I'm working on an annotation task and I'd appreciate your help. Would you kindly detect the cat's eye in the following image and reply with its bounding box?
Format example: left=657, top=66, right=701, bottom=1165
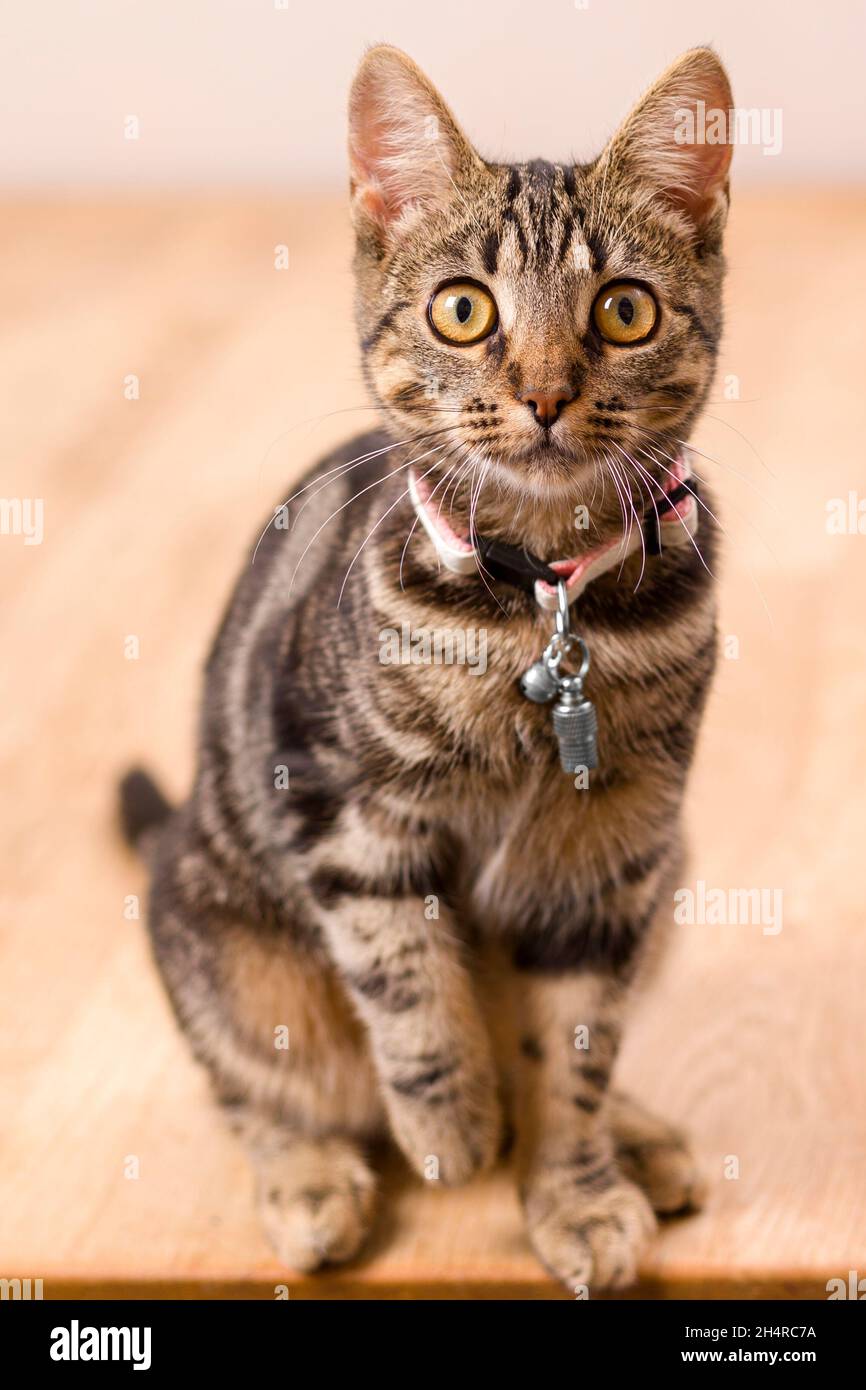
left=428, top=281, right=498, bottom=345
left=593, top=283, right=658, bottom=345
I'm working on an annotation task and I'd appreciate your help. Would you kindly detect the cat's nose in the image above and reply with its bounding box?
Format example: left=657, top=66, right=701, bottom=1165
left=518, top=386, right=575, bottom=428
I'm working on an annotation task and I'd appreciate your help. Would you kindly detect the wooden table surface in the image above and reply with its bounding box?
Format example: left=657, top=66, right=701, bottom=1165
left=1, top=192, right=865, bottom=1299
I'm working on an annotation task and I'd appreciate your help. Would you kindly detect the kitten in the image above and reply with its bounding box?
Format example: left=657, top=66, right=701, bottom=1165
left=120, top=45, right=732, bottom=1293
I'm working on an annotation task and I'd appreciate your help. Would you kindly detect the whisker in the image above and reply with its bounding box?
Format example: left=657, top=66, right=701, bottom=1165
left=632, top=426, right=785, bottom=578
left=634, top=438, right=728, bottom=538
left=600, top=449, right=630, bottom=545
left=397, top=455, right=461, bottom=591
left=397, top=442, right=478, bottom=592
left=638, top=443, right=778, bottom=626
left=251, top=428, right=451, bottom=564
left=604, top=450, right=636, bottom=568
left=632, top=444, right=718, bottom=578
left=288, top=441, right=446, bottom=597
left=628, top=402, right=775, bottom=478
left=634, top=422, right=778, bottom=511
left=610, top=442, right=651, bottom=591
left=336, top=445, right=461, bottom=607
left=617, top=441, right=716, bottom=594
left=465, top=451, right=509, bottom=614
left=588, top=454, right=606, bottom=515
left=289, top=426, right=457, bottom=530
left=607, top=449, right=644, bottom=583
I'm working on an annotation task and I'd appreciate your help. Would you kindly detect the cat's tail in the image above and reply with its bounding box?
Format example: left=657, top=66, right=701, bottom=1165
left=118, top=767, right=174, bottom=857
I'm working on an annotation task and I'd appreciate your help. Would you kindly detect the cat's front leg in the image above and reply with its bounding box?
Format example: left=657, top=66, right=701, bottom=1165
left=514, top=966, right=656, bottom=1293
left=310, top=867, right=501, bottom=1186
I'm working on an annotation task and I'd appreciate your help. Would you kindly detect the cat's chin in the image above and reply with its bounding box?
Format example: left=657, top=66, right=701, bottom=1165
left=485, top=441, right=596, bottom=500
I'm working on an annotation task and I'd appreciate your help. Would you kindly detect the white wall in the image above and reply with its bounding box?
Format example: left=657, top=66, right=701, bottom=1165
left=3, top=0, right=864, bottom=188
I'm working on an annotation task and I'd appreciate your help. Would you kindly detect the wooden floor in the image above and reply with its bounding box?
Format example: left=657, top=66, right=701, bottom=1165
left=1, top=192, right=865, bottom=1299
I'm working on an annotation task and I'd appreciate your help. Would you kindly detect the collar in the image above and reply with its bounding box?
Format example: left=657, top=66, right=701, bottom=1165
left=408, top=456, right=700, bottom=612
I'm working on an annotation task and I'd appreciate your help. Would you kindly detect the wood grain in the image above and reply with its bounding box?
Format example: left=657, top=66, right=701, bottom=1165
left=1, top=192, right=865, bottom=1299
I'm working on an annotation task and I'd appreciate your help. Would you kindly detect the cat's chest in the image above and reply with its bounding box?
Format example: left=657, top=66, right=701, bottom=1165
left=420, top=608, right=651, bottom=773
left=370, top=569, right=717, bottom=827
left=447, top=755, right=619, bottom=933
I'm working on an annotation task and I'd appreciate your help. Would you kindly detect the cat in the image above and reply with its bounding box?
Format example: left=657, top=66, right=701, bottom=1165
left=120, top=44, right=732, bottom=1293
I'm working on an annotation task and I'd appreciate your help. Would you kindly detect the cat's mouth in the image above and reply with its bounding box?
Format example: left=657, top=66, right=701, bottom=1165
left=508, top=423, right=604, bottom=467
left=517, top=433, right=583, bottom=462
left=483, top=434, right=596, bottom=493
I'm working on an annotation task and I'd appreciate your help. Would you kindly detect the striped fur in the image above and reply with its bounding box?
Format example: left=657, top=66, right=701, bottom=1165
left=128, top=46, right=732, bottom=1290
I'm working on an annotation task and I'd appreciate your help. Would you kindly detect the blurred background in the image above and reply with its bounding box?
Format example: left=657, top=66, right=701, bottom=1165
left=3, top=0, right=865, bottom=187
left=2, top=0, right=865, bottom=1299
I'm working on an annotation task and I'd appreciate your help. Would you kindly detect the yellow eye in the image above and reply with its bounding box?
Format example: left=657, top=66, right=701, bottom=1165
left=593, top=283, right=658, bottom=344
left=428, top=282, right=498, bottom=345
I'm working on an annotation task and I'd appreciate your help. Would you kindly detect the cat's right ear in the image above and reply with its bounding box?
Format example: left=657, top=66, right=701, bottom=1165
left=348, top=46, right=484, bottom=245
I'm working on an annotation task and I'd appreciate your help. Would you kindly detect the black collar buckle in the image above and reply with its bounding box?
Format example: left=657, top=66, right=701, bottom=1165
left=475, top=535, right=559, bottom=593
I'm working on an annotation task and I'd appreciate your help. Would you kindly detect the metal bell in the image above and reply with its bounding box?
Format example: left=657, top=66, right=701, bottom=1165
left=519, top=660, right=559, bottom=704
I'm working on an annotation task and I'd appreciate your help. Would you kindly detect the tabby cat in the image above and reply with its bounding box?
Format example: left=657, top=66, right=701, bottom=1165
left=121, top=45, right=733, bottom=1293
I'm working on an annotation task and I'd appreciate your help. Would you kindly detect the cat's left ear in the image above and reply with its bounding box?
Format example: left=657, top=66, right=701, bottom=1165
left=348, top=46, right=485, bottom=245
left=597, top=48, right=734, bottom=241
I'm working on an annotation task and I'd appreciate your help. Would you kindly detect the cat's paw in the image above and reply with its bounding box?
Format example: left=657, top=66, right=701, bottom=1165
left=610, top=1092, right=707, bottom=1214
left=256, top=1137, right=376, bottom=1272
left=386, top=1064, right=503, bottom=1187
left=524, top=1164, right=657, bottom=1293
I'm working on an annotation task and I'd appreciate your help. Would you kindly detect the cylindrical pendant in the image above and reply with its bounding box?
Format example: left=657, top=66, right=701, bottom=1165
left=551, top=690, right=598, bottom=772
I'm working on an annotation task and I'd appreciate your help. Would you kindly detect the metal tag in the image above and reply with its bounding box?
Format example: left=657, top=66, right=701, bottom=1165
left=518, top=580, right=598, bottom=777
left=552, top=686, right=598, bottom=772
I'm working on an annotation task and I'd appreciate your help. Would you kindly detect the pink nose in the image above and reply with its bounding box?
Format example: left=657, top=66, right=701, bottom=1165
left=518, top=386, right=575, bottom=428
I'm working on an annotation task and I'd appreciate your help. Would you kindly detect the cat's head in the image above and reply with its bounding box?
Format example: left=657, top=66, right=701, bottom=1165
left=348, top=45, right=733, bottom=532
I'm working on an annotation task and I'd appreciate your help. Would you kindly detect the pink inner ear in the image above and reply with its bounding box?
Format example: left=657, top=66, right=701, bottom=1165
left=676, top=136, right=732, bottom=225
left=358, top=183, right=389, bottom=224
left=671, top=69, right=734, bottom=224
left=349, top=52, right=471, bottom=233
left=349, top=81, right=405, bottom=224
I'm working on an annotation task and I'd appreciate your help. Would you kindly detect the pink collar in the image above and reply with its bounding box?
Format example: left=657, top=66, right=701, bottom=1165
left=408, top=456, right=700, bottom=612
